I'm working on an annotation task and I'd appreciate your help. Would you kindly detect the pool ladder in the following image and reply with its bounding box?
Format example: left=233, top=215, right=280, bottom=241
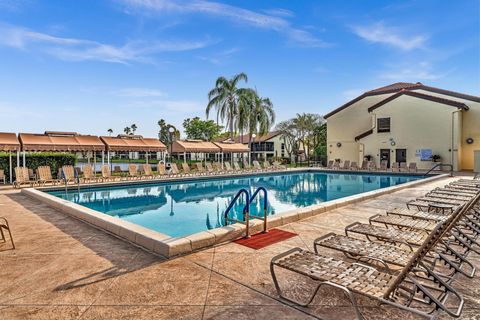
left=224, top=187, right=268, bottom=238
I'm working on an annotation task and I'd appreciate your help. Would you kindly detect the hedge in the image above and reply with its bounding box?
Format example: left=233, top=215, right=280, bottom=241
left=0, top=152, right=76, bottom=181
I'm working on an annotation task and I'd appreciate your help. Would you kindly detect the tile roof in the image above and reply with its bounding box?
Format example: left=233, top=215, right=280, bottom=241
left=324, top=82, right=479, bottom=119
left=0, top=132, right=20, bottom=151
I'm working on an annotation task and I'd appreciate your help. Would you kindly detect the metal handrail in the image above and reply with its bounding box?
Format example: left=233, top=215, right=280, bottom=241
left=423, top=163, right=453, bottom=177
left=248, top=187, right=268, bottom=233
left=62, top=167, right=81, bottom=193
left=224, top=188, right=251, bottom=238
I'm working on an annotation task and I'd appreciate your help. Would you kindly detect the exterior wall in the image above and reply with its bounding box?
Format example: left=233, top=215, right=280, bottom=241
left=327, top=94, right=395, bottom=163
left=362, top=95, right=457, bottom=170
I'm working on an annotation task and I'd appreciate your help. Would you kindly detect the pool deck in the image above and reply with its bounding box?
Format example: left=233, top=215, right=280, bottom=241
left=1, top=175, right=479, bottom=319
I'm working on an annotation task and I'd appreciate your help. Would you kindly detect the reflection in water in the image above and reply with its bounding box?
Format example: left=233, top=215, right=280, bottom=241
left=49, top=172, right=420, bottom=238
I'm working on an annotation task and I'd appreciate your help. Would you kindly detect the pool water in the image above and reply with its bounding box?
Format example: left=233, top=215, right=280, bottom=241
left=48, top=171, right=421, bottom=238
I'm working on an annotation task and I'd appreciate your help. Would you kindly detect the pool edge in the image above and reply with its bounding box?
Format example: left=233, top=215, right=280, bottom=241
left=22, top=172, right=449, bottom=258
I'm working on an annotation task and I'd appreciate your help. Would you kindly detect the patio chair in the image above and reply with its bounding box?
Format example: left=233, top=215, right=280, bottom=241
left=61, top=165, right=77, bottom=185
left=36, top=166, right=62, bottom=186
left=242, top=159, right=251, bottom=171
left=170, top=163, right=181, bottom=176
left=332, top=161, right=341, bottom=170
left=157, top=163, right=168, bottom=178
left=360, top=160, right=368, bottom=170
left=205, top=162, right=219, bottom=175
left=141, top=164, right=154, bottom=179
left=379, top=160, right=388, bottom=171
left=0, top=169, right=5, bottom=184
left=81, top=164, right=98, bottom=183
left=325, top=160, right=334, bottom=169
left=263, top=160, right=274, bottom=171
left=253, top=160, right=264, bottom=172
left=196, top=162, right=209, bottom=175
left=13, top=167, right=34, bottom=188
left=182, top=163, right=193, bottom=176
left=273, top=160, right=286, bottom=170
left=101, top=165, right=116, bottom=182
left=224, top=162, right=235, bottom=172
left=367, top=161, right=377, bottom=171
left=399, top=162, right=407, bottom=172
left=113, top=166, right=122, bottom=174
left=233, top=161, right=244, bottom=172
left=0, top=217, right=15, bottom=249
left=391, top=162, right=400, bottom=172
left=349, top=162, right=358, bottom=170
left=270, top=220, right=465, bottom=319
left=128, top=164, right=139, bottom=180
left=342, top=160, right=350, bottom=170
left=213, top=162, right=223, bottom=172
left=408, top=162, right=418, bottom=172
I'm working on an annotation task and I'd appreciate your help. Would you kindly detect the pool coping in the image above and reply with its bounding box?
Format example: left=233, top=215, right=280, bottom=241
left=22, top=170, right=449, bottom=258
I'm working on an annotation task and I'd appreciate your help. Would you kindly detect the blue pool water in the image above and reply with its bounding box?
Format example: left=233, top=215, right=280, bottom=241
left=48, top=171, right=422, bottom=238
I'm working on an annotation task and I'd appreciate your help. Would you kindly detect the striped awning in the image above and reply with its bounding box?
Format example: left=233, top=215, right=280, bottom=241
left=0, top=132, right=20, bottom=152
left=213, top=141, right=250, bottom=153
left=171, top=140, right=221, bottom=153
left=19, top=132, right=105, bottom=152
left=100, top=135, right=166, bottom=152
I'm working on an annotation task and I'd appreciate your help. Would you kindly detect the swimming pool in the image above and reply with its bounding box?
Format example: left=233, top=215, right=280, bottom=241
left=48, top=171, right=422, bottom=238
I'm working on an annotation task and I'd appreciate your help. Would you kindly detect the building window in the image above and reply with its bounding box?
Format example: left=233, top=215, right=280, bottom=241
left=377, top=118, right=391, bottom=133
left=281, top=143, right=285, bottom=157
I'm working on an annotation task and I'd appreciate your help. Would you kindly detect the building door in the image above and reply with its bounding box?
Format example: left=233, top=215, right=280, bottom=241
left=380, top=149, right=390, bottom=168
left=396, top=149, right=407, bottom=164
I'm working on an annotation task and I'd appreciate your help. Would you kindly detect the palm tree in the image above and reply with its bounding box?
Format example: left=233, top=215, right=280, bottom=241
left=239, top=89, right=275, bottom=142
left=123, top=127, right=131, bottom=135
left=206, top=73, right=248, bottom=140
left=107, top=129, right=113, bottom=136
left=131, top=124, right=137, bottom=135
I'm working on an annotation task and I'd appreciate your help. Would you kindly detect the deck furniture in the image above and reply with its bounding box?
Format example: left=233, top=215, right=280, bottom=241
left=368, top=161, right=376, bottom=171
left=408, top=162, right=418, bottom=172
left=224, top=162, right=234, bottom=172
left=101, top=165, right=116, bottom=182
left=205, top=162, right=219, bottom=175
left=196, top=162, right=209, bottom=175
left=253, top=160, right=264, bottom=172
left=36, top=166, right=62, bottom=186
left=379, top=160, right=387, bottom=171
left=332, top=161, right=341, bottom=170
left=271, top=219, right=465, bottom=319
left=263, top=160, right=274, bottom=171
left=61, top=165, right=77, bottom=185
left=0, top=170, right=5, bottom=184
left=391, top=162, right=400, bottom=172
left=128, top=164, right=139, bottom=180
left=360, top=160, right=368, bottom=170
left=342, top=160, right=350, bottom=170
left=326, top=160, right=334, bottom=169
left=141, top=164, right=154, bottom=179
left=349, top=162, right=358, bottom=170
left=81, top=164, right=98, bottom=183
left=399, top=162, right=408, bottom=172
left=233, top=161, right=244, bottom=172
left=13, top=167, right=34, bottom=188
left=0, top=217, right=15, bottom=249
left=157, top=163, right=168, bottom=178
left=181, top=163, right=193, bottom=176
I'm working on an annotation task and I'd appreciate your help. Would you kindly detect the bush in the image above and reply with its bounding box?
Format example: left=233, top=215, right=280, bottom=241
left=0, top=152, right=77, bottom=181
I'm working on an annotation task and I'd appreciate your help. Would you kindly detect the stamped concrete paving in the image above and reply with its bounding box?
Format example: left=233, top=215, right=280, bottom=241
left=1, top=176, right=479, bottom=319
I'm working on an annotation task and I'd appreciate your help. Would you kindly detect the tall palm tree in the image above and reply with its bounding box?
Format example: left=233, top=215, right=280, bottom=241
left=123, top=127, right=131, bottom=135
left=131, top=124, right=137, bottom=135
left=247, top=91, right=275, bottom=145
left=206, top=73, right=248, bottom=140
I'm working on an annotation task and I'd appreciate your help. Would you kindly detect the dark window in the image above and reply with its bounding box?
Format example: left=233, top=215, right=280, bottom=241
left=377, top=118, right=391, bottom=133
left=251, top=142, right=274, bottom=152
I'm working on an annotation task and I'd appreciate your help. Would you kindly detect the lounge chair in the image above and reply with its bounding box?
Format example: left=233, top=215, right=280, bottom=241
left=379, top=160, right=388, bottom=171
left=81, top=164, right=98, bottom=183
left=141, top=164, right=154, bottom=179
left=263, top=160, right=275, bottom=171
left=61, top=165, right=77, bottom=185
left=270, top=220, right=465, bottom=318
left=101, top=165, right=116, bottom=182
left=243, top=159, right=254, bottom=171
left=113, top=166, right=122, bottom=175
left=349, top=161, right=358, bottom=170
left=0, top=170, right=5, bottom=184
left=408, top=162, right=418, bottom=172
left=128, top=164, right=139, bottom=180
left=36, top=166, right=61, bottom=186
left=196, top=162, right=209, bottom=175
left=342, top=160, right=350, bottom=170
left=0, top=217, right=15, bottom=249
left=325, top=160, right=334, bottom=169
left=399, top=162, right=407, bottom=172
left=233, top=161, right=243, bottom=172
left=213, top=162, right=223, bottom=172
left=253, top=160, right=264, bottom=172
left=182, top=163, right=193, bottom=176
left=391, top=162, right=399, bottom=172
left=360, top=160, right=368, bottom=170
left=205, top=162, right=219, bottom=175
left=169, top=163, right=180, bottom=176
left=224, top=162, right=234, bottom=173
left=367, top=161, right=376, bottom=171
left=332, top=161, right=341, bottom=170
left=157, top=163, right=168, bottom=178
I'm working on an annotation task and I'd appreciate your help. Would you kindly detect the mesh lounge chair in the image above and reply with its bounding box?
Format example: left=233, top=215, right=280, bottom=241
left=242, top=159, right=252, bottom=171
left=233, top=161, right=245, bottom=173
left=141, top=164, right=154, bottom=179
left=391, top=162, right=400, bottom=172
left=379, top=160, right=388, bottom=171
left=101, top=165, right=116, bottom=182
left=349, top=161, right=358, bottom=170
left=0, top=217, right=15, bottom=249
left=253, top=160, right=264, bottom=172
left=36, top=166, right=61, bottom=186
left=332, top=161, right=341, bottom=170
left=399, top=162, right=408, bottom=172
left=170, top=163, right=181, bottom=176
left=205, top=162, right=219, bottom=175
left=342, top=160, right=350, bottom=170
left=224, top=162, right=234, bottom=172
left=326, top=160, right=334, bottom=169
left=263, top=160, right=275, bottom=171
left=128, top=164, right=139, bottom=180
left=61, top=165, right=77, bottom=185
left=271, top=221, right=465, bottom=319
left=182, top=163, right=193, bottom=176
left=196, top=162, right=209, bottom=175
left=360, top=160, right=368, bottom=170
left=0, top=170, right=5, bottom=184
left=368, top=161, right=377, bottom=171
left=157, top=163, right=168, bottom=178
left=408, top=162, right=418, bottom=172
left=81, top=164, right=98, bottom=183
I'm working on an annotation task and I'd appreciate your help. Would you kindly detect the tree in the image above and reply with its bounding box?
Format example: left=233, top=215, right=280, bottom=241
left=206, top=73, right=248, bottom=140
left=158, top=119, right=180, bottom=145
left=183, top=117, right=223, bottom=141
left=238, top=89, right=275, bottom=145
left=131, top=124, right=137, bottom=134
left=293, top=113, right=324, bottom=161
left=275, top=120, right=300, bottom=160
left=123, top=127, right=131, bottom=135
left=107, top=129, right=113, bottom=136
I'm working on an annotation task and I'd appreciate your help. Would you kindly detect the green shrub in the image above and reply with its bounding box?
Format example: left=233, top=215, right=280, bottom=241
left=0, top=152, right=76, bottom=181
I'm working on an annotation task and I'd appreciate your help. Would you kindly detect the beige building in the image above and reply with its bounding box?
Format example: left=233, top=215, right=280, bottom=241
left=220, top=131, right=288, bottom=160
left=325, top=82, right=480, bottom=171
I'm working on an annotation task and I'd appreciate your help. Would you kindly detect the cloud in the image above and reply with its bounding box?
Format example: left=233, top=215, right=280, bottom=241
left=114, top=87, right=166, bottom=97
left=119, top=0, right=330, bottom=48
left=342, top=89, right=364, bottom=100
left=0, top=23, right=214, bottom=64
left=197, top=46, right=240, bottom=65
left=262, top=8, right=295, bottom=18
left=352, top=22, right=427, bottom=50
left=379, top=62, right=450, bottom=81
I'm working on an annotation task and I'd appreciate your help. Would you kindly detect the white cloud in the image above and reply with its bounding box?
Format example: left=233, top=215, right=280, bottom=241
left=352, top=22, right=427, bottom=50
left=342, top=89, right=364, bottom=100
left=115, top=88, right=166, bottom=97
left=378, top=61, right=452, bottom=81
left=262, top=8, right=295, bottom=18
left=119, top=0, right=330, bottom=48
left=0, top=23, right=214, bottom=64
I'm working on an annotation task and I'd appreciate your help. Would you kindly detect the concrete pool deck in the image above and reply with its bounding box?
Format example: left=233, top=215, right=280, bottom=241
left=1, top=174, right=480, bottom=319
left=20, top=170, right=445, bottom=258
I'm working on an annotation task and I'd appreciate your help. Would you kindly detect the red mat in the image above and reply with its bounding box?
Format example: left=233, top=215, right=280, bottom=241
left=233, top=228, right=298, bottom=249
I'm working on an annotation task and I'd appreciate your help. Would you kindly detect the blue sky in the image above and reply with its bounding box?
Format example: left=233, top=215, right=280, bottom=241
left=0, top=0, right=478, bottom=137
